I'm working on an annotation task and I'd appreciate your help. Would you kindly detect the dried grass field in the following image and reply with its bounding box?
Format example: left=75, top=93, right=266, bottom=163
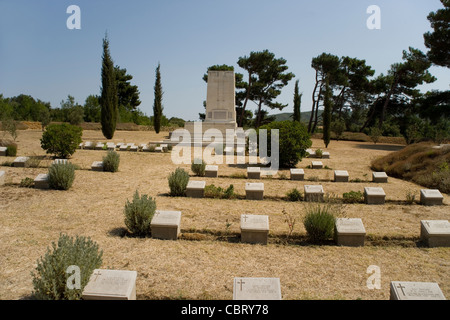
left=0, top=129, right=449, bottom=300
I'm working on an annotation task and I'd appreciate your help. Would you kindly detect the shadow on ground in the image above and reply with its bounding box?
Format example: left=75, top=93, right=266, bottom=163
left=355, top=144, right=405, bottom=152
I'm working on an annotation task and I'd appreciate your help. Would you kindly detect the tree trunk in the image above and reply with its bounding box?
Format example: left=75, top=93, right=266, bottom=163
left=255, top=100, right=263, bottom=129
left=239, top=73, right=252, bottom=127
left=311, top=84, right=323, bottom=134
left=308, top=70, right=319, bottom=133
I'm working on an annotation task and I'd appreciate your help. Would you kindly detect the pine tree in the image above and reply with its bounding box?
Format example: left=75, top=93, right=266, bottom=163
left=153, top=63, right=163, bottom=134
left=323, top=78, right=332, bottom=148
left=293, top=80, right=302, bottom=122
left=100, top=33, right=118, bottom=139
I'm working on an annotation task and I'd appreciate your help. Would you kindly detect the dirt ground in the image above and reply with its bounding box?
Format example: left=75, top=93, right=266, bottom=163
left=0, top=129, right=448, bottom=300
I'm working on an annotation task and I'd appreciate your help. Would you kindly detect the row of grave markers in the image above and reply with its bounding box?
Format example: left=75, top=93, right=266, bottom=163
left=79, top=141, right=168, bottom=153
left=81, top=271, right=446, bottom=300
left=184, top=178, right=445, bottom=206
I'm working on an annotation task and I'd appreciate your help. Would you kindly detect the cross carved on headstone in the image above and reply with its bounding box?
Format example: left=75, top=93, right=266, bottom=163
left=92, top=270, right=102, bottom=281
left=237, top=279, right=245, bottom=291
left=242, top=215, right=248, bottom=222
left=396, top=283, right=406, bottom=296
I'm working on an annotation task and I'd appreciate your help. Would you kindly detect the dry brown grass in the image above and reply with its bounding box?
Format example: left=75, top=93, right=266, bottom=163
left=0, top=129, right=449, bottom=300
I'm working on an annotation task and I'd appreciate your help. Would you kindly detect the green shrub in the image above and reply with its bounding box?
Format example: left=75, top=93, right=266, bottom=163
left=204, top=184, right=236, bottom=199
left=48, top=162, right=76, bottom=190
left=343, top=191, right=364, bottom=203
left=102, top=150, right=120, bottom=172
left=20, top=177, right=34, bottom=188
left=191, top=158, right=206, bottom=176
left=31, top=233, right=103, bottom=300
left=303, top=204, right=336, bottom=242
left=124, top=190, right=157, bottom=237
left=405, top=190, right=416, bottom=205
left=258, top=120, right=312, bottom=168
left=40, top=123, right=83, bottom=159
left=369, top=127, right=382, bottom=144
left=6, top=144, right=17, bottom=156
left=315, top=149, right=323, bottom=158
left=286, top=188, right=302, bottom=202
left=168, top=168, right=190, bottom=196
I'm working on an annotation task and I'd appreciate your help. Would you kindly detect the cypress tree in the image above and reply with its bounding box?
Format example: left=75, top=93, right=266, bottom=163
left=153, top=63, right=163, bottom=134
left=100, top=33, right=118, bottom=139
left=293, top=79, right=302, bottom=122
left=323, top=78, right=332, bottom=148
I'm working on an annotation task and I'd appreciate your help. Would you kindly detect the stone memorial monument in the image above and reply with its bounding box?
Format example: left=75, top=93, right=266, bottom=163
left=184, top=71, right=238, bottom=142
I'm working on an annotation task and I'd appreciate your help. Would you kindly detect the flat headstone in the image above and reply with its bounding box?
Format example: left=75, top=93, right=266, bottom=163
left=224, top=146, right=234, bottom=154
left=13, top=156, right=30, bottom=168
left=304, top=185, right=324, bottom=202
left=420, top=220, right=450, bottom=247
left=205, top=165, right=218, bottom=178
left=420, top=189, right=444, bottom=206
left=311, top=161, right=323, bottom=169
left=290, top=168, right=305, bottom=181
left=186, top=180, right=206, bottom=198
left=106, top=142, right=116, bottom=151
left=322, top=151, right=330, bottom=159
left=372, top=172, right=388, bottom=183
left=390, top=281, right=446, bottom=300
left=240, top=214, right=269, bottom=245
left=247, top=167, right=261, bottom=179
left=245, top=182, right=264, bottom=200
left=151, top=210, right=181, bottom=240
left=154, top=146, right=163, bottom=152
left=34, top=173, right=49, bottom=189
left=334, top=170, right=349, bottom=182
left=83, top=141, right=93, bottom=149
left=335, top=218, right=366, bottom=247
left=0, top=170, right=5, bottom=186
left=82, top=269, right=137, bottom=300
left=233, top=277, right=282, bottom=300
left=0, top=146, right=7, bottom=156
left=91, top=161, right=104, bottom=172
left=52, top=159, right=68, bottom=165
left=130, top=145, right=138, bottom=152
left=119, top=144, right=128, bottom=151
left=160, top=144, right=168, bottom=152
left=364, top=187, right=386, bottom=205
left=236, top=146, right=245, bottom=156
left=305, top=149, right=313, bottom=157
left=95, top=142, right=105, bottom=150
left=78, top=143, right=83, bottom=149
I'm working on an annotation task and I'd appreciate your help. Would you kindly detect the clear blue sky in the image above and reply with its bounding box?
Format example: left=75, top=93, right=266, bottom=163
left=0, top=0, right=448, bottom=121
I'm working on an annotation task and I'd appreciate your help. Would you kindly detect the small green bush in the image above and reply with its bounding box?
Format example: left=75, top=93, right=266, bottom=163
left=40, top=123, right=83, bottom=159
left=369, top=127, right=382, bottom=144
left=258, top=120, right=312, bottom=168
left=191, top=158, right=206, bottom=176
left=286, top=188, right=302, bottom=201
left=303, top=204, right=336, bottom=242
left=6, top=144, right=17, bottom=156
left=315, top=149, right=323, bottom=158
left=31, top=233, right=103, bottom=300
left=342, top=191, right=364, bottom=203
left=124, top=190, right=157, bottom=237
left=204, top=184, right=236, bottom=199
left=48, top=162, right=76, bottom=190
left=20, top=177, right=34, bottom=188
left=168, top=168, right=190, bottom=196
left=102, top=150, right=120, bottom=172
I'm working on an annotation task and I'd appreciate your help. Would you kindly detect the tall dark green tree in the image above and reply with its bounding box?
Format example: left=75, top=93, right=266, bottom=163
left=115, top=66, right=141, bottom=112
left=292, top=80, right=302, bottom=122
left=153, top=63, right=163, bottom=134
left=424, top=0, right=450, bottom=68
left=322, top=78, right=332, bottom=148
left=100, top=34, right=118, bottom=139
left=238, top=50, right=294, bottom=128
